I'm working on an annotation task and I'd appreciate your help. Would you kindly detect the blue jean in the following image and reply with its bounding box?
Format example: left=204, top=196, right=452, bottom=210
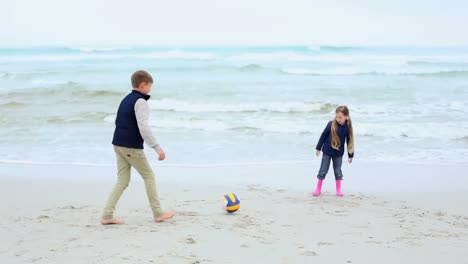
left=317, top=154, right=343, bottom=180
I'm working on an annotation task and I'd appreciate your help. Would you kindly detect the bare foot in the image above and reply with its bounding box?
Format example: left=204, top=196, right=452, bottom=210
left=155, top=211, right=176, bottom=222
left=100, top=218, right=124, bottom=225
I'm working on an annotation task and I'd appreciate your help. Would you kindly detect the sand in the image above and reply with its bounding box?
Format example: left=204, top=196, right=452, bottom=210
left=1, top=162, right=467, bottom=264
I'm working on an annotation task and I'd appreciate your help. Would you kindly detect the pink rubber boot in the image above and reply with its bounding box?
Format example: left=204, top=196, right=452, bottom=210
left=336, top=180, right=344, bottom=196
left=313, top=179, right=323, bottom=196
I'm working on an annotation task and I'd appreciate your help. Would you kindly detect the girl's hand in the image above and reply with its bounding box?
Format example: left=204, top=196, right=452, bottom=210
left=316, top=150, right=321, bottom=156
left=348, top=158, right=353, bottom=164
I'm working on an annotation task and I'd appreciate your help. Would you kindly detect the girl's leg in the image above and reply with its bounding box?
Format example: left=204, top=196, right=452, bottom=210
left=332, top=156, right=344, bottom=196
left=314, top=154, right=331, bottom=196
left=332, top=156, right=343, bottom=180
left=317, top=154, right=332, bottom=180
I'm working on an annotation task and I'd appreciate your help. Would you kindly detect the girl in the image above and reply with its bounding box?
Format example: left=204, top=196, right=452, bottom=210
left=313, top=105, right=354, bottom=196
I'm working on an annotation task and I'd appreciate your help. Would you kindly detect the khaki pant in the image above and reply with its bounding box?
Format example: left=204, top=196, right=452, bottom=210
left=102, top=146, right=163, bottom=219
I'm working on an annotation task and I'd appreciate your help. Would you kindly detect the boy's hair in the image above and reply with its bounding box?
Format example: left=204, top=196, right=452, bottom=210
left=131, top=70, right=153, bottom=88
left=331, top=105, right=354, bottom=154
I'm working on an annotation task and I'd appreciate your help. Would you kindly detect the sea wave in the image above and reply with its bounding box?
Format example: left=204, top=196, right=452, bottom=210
left=68, top=46, right=133, bottom=52
left=137, top=50, right=217, bottom=60
left=46, top=112, right=112, bottom=123
left=408, top=70, right=468, bottom=77
left=3, top=66, right=468, bottom=79
left=281, top=68, right=468, bottom=77
left=138, top=117, right=468, bottom=140
left=0, top=50, right=218, bottom=62
left=148, top=99, right=338, bottom=114
left=0, top=101, right=27, bottom=108
left=1, top=84, right=124, bottom=98
left=318, top=45, right=361, bottom=52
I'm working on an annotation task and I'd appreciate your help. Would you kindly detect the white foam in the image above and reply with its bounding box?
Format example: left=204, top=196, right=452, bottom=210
left=150, top=118, right=229, bottom=132
left=71, top=46, right=132, bottom=52
left=0, top=159, right=313, bottom=168
left=104, top=115, right=116, bottom=123
left=0, top=50, right=215, bottom=62
left=0, top=54, right=125, bottom=62
left=138, top=50, right=216, bottom=60
left=148, top=99, right=326, bottom=113
left=281, top=68, right=367, bottom=75
left=356, top=122, right=468, bottom=140
left=227, top=52, right=316, bottom=62
left=307, top=45, right=321, bottom=51
left=31, top=79, right=69, bottom=86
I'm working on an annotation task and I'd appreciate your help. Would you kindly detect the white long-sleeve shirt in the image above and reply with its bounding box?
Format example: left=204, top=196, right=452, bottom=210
left=134, top=98, right=161, bottom=152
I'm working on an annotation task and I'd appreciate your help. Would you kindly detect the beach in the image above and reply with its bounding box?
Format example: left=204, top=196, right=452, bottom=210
left=2, top=0, right=468, bottom=262
left=1, top=162, right=467, bottom=264
left=1, top=45, right=467, bottom=263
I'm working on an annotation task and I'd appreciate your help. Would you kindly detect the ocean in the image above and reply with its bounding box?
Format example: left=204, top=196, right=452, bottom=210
left=0, top=46, right=467, bottom=166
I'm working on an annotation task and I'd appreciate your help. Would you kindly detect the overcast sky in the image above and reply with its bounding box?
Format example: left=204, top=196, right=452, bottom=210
left=1, top=0, right=467, bottom=46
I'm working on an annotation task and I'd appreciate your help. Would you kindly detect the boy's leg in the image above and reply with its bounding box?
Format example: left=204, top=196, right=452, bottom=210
left=101, top=146, right=131, bottom=222
left=317, top=154, right=332, bottom=180
left=332, top=156, right=343, bottom=180
left=123, top=148, right=164, bottom=219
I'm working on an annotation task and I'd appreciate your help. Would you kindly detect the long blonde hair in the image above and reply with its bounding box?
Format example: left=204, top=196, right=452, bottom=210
left=331, top=106, right=354, bottom=154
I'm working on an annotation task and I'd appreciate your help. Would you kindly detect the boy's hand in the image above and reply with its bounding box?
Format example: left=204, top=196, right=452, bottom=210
left=348, top=158, right=353, bottom=164
left=157, top=148, right=166, bottom=161
left=316, top=150, right=321, bottom=156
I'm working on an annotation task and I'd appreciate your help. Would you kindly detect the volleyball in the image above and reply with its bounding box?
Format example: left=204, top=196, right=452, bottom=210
left=221, top=192, right=240, bottom=213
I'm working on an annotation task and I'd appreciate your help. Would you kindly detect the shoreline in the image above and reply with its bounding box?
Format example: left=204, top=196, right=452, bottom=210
left=1, top=162, right=467, bottom=192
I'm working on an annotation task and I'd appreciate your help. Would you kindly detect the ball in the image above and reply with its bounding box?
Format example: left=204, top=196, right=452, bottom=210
left=221, top=192, right=240, bottom=213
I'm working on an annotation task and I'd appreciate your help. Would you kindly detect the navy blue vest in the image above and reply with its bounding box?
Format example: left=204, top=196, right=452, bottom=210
left=112, top=90, right=150, bottom=149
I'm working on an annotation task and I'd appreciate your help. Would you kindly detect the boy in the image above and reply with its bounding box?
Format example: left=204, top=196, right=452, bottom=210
left=101, top=70, right=176, bottom=225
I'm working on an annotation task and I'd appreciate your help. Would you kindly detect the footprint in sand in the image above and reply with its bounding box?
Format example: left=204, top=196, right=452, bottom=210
left=317, top=242, right=335, bottom=246
left=60, top=205, right=79, bottom=210
left=301, top=250, right=318, bottom=256
left=366, top=239, right=384, bottom=245
left=247, top=184, right=269, bottom=193
left=451, top=220, right=468, bottom=228
left=15, top=249, right=29, bottom=257
left=186, top=237, right=197, bottom=244
left=178, top=211, right=199, bottom=217
left=434, top=211, right=446, bottom=217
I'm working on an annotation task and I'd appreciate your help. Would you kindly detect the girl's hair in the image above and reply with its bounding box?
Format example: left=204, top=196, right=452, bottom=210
left=331, top=106, right=354, bottom=154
